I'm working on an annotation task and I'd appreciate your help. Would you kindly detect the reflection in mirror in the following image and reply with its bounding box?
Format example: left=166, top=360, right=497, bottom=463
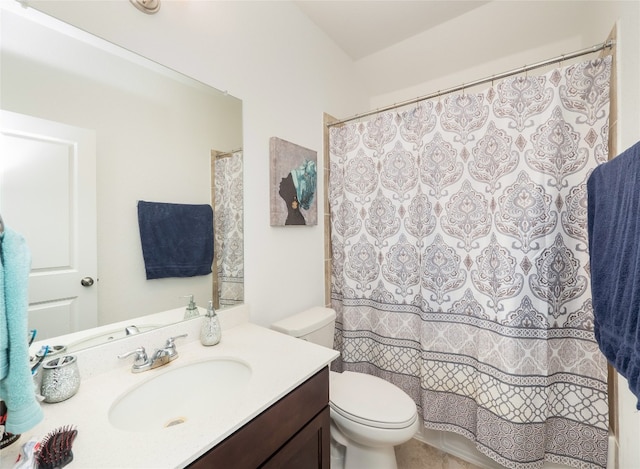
left=212, top=150, right=244, bottom=309
left=0, top=4, right=243, bottom=347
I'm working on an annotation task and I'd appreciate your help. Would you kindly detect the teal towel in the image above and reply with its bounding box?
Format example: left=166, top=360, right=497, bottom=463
left=0, top=227, right=43, bottom=434
left=0, top=234, right=6, bottom=380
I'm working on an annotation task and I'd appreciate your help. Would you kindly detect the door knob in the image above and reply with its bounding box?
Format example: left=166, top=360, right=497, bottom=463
left=80, top=277, right=94, bottom=287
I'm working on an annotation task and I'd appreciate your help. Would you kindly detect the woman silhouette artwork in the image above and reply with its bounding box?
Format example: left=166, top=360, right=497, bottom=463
left=278, top=160, right=317, bottom=225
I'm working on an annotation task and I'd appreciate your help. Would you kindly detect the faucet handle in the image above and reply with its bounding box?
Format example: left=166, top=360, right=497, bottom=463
left=164, top=334, right=188, bottom=360
left=165, top=334, right=188, bottom=348
left=118, top=346, right=148, bottom=366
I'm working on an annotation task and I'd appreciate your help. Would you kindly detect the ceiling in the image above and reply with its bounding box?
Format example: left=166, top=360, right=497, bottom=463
left=294, top=0, right=490, bottom=61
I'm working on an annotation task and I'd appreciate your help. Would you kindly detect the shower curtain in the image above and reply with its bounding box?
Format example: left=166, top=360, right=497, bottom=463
left=213, top=150, right=244, bottom=307
left=329, top=56, right=611, bottom=469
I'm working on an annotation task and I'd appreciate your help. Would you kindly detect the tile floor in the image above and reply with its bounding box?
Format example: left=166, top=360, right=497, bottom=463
left=395, top=439, right=484, bottom=469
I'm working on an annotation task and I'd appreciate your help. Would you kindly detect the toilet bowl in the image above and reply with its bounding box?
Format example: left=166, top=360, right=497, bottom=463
left=329, top=370, right=419, bottom=469
left=271, top=307, right=418, bottom=469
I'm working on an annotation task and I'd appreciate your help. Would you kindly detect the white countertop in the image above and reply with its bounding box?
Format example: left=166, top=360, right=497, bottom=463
left=3, top=308, right=339, bottom=468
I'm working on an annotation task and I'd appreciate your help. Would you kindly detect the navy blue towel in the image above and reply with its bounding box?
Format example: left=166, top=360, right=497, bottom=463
left=137, top=200, right=214, bottom=280
left=587, top=141, right=640, bottom=408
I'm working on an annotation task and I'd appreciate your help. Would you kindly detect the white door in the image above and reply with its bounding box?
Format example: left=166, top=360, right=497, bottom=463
left=0, top=110, right=97, bottom=340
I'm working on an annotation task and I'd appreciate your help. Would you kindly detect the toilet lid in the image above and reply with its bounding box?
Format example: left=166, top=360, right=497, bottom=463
left=329, top=371, right=417, bottom=429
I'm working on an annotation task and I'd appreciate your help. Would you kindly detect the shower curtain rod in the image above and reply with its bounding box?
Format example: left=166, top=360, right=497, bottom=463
left=327, top=39, right=615, bottom=128
left=214, top=147, right=243, bottom=159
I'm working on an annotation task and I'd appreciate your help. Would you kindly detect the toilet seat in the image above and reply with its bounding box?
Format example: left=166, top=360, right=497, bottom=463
left=329, top=371, right=418, bottom=430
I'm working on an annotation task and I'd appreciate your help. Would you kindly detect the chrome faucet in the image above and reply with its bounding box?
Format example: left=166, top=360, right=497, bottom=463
left=118, top=334, right=188, bottom=373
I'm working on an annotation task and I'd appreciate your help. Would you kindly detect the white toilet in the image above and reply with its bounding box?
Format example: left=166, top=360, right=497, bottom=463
left=271, top=307, right=419, bottom=469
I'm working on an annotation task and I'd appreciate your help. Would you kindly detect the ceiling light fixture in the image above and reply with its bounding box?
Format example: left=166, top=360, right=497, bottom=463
left=130, top=0, right=160, bottom=14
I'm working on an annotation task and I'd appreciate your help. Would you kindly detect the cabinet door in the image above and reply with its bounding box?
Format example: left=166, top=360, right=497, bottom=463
left=261, top=407, right=330, bottom=469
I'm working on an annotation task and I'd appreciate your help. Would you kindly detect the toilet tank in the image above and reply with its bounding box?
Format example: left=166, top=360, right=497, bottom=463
left=271, top=307, right=336, bottom=348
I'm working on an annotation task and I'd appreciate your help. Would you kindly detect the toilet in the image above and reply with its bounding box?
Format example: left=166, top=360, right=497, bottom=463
left=271, top=307, right=419, bottom=469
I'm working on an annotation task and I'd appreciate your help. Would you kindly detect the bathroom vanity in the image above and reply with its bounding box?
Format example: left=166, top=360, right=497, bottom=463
left=189, top=367, right=330, bottom=468
left=6, top=305, right=338, bottom=468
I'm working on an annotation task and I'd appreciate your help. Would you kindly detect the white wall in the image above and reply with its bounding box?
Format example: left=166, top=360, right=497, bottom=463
left=364, top=1, right=635, bottom=109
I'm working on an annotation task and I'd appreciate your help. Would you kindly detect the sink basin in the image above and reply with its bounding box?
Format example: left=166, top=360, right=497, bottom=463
left=108, top=358, right=252, bottom=432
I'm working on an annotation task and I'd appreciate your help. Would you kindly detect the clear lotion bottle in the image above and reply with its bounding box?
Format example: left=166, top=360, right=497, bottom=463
left=200, top=300, right=221, bottom=346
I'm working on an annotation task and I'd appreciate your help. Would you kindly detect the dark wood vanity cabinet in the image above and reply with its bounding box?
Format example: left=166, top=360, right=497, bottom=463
left=187, top=367, right=331, bottom=469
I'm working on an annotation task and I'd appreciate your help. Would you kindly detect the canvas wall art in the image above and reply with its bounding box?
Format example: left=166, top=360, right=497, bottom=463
left=269, top=137, right=317, bottom=226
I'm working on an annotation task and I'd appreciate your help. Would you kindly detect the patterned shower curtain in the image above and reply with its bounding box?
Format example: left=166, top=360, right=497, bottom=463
left=328, top=56, right=611, bottom=469
left=213, top=151, right=244, bottom=307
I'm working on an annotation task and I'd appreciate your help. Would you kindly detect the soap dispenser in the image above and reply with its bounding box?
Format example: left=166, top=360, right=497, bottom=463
left=183, top=295, right=200, bottom=320
left=200, top=300, right=221, bottom=346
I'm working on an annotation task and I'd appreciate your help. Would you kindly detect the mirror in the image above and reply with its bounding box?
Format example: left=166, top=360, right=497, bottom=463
left=0, top=5, right=243, bottom=345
